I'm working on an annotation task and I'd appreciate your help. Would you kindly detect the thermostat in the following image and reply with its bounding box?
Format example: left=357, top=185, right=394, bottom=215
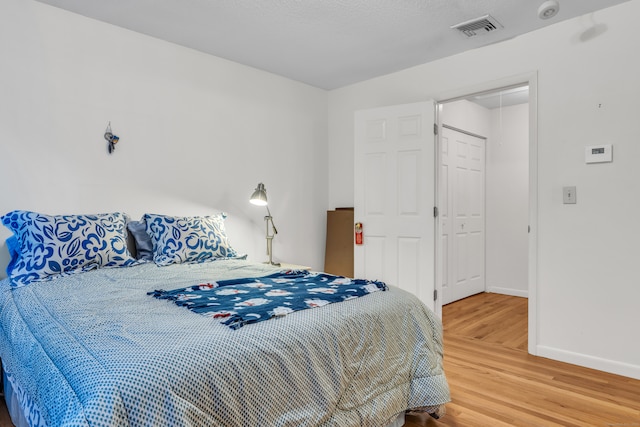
left=585, top=144, right=612, bottom=164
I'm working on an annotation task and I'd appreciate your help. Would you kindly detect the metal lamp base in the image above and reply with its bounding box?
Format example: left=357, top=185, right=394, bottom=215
left=264, top=261, right=281, bottom=266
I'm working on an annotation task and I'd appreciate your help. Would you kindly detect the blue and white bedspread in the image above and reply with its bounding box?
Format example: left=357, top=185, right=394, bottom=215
left=149, top=270, right=387, bottom=329
left=0, top=260, right=449, bottom=427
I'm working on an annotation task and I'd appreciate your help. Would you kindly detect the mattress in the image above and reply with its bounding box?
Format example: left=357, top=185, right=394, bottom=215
left=0, top=259, right=449, bottom=426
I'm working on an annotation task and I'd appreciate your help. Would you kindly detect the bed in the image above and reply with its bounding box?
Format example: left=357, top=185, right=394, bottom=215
left=0, top=210, right=449, bottom=426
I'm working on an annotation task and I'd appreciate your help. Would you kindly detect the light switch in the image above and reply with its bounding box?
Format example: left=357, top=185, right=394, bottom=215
left=563, top=186, right=576, bottom=204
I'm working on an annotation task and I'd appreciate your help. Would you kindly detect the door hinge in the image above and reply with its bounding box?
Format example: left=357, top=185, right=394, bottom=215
left=434, top=289, right=438, bottom=301
left=433, top=123, right=438, bottom=135
left=433, top=206, right=439, bottom=218
left=528, top=225, right=531, bottom=233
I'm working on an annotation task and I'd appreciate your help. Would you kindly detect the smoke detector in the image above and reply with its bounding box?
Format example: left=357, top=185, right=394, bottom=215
left=451, top=15, right=503, bottom=38
left=538, top=0, right=560, bottom=19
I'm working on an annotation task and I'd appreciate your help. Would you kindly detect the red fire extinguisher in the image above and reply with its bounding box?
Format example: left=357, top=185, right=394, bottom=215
left=355, top=222, right=363, bottom=245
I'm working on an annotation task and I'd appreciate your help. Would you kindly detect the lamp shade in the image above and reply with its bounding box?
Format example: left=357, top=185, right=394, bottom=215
left=250, top=183, right=268, bottom=206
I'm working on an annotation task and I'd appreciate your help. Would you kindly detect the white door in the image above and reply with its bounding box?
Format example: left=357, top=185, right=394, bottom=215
left=441, top=126, right=486, bottom=305
left=354, top=101, right=436, bottom=311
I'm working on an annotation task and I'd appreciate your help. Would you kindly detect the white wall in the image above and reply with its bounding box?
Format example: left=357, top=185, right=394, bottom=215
left=328, top=1, right=640, bottom=379
left=0, top=0, right=328, bottom=273
left=486, top=103, right=529, bottom=297
left=440, top=99, right=491, bottom=137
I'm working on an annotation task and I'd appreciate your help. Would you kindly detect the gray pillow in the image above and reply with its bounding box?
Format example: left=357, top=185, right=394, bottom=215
left=127, top=220, right=153, bottom=261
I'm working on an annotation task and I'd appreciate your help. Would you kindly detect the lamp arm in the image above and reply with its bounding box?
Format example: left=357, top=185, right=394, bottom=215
left=266, top=205, right=278, bottom=235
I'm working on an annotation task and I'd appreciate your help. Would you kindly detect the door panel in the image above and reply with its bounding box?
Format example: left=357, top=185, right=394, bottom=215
left=363, top=236, right=385, bottom=280
left=441, top=126, right=486, bottom=305
left=364, top=153, right=386, bottom=215
left=354, top=101, right=436, bottom=310
left=398, top=151, right=420, bottom=215
left=398, top=237, right=421, bottom=296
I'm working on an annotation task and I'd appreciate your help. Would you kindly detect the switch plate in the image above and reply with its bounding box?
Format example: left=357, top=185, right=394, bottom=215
left=563, top=186, right=576, bottom=204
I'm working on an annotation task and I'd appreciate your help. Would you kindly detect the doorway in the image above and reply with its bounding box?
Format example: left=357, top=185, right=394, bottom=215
left=437, top=83, right=532, bottom=308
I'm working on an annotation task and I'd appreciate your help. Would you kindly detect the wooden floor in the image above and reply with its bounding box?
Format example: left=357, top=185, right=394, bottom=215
left=2, top=293, right=638, bottom=426
left=0, top=394, right=10, bottom=427
left=405, top=292, right=640, bottom=427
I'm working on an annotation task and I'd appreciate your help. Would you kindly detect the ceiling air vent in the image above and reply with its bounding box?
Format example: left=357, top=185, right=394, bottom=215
left=451, top=14, right=503, bottom=38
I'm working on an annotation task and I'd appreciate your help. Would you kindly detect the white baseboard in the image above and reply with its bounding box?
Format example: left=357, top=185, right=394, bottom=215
left=536, top=345, right=640, bottom=380
left=486, top=286, right=528, bottom=298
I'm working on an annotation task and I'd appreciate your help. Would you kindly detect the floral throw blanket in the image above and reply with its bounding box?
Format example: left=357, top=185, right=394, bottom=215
left=149, top=270, right=387, bottom=329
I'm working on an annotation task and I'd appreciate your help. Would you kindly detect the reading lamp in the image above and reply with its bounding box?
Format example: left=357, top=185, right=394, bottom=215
left=250, top=183, right=279, bottom=266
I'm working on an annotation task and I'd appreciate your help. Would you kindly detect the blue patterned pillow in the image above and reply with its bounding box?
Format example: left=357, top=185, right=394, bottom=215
left=5, top=235, right=20, bottom=276
left=1, top=210, right=138, bottom=287
left=143, top=213, right=239, bottom=266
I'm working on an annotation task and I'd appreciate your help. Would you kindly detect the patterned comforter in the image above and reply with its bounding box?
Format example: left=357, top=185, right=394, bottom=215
left=0, top=260, right=449, bottom=426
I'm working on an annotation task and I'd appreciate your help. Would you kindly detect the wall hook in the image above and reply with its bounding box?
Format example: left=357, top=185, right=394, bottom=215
left=104, top=122, right=120, bottom=154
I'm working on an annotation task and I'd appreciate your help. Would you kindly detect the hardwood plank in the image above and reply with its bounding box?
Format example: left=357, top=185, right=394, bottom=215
left=405, top=292, right=640, bottom=427
left=0, top=396, right=11, bottom=427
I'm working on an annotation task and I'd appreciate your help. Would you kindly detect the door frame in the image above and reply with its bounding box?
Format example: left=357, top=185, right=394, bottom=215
left=433, top=72, right=539, bottom=355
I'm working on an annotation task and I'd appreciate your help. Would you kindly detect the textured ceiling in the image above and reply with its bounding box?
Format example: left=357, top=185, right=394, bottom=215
left=35, top=0, right=630, bottom=89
